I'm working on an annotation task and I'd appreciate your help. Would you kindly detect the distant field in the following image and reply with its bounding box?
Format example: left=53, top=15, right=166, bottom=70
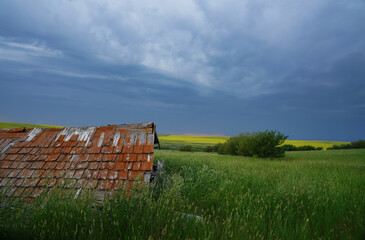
left=284, top=140, right=349, bottom=150
left=0, top=123, right=349, bottom=150
left=159, top=135, right=349, bottom=150
left=159, top=135, right=229, bottom=145
left=0, top=122, right=63, bottom=129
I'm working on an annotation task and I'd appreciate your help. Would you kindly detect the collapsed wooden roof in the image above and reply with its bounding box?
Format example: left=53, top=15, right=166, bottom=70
left=0, top=122, right=159, bottom=201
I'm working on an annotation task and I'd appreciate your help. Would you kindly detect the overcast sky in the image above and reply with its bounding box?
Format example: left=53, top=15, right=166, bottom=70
left=1, top=0, right=364, bottom=141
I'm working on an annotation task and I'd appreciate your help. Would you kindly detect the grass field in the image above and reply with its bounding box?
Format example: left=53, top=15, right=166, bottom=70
left=0, top=122, right=63, bottom=129
left=159, top=135, right=349, bottom=151
left=1, top=149, right=364, bottom=239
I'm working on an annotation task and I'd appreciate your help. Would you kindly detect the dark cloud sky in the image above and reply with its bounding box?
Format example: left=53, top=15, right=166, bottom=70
left=1, top=0, right=364, bottom=141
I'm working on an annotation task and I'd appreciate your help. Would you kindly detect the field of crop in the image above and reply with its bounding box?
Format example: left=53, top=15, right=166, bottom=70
left=0, top=122, right=63, bottom=129
left=159, top=135, right=349, bottom=150
left=0, top=123, right=348, bottom=150
left=1, top=149, right=364, bottom=239
left=284, top=140, right=350, bottom=150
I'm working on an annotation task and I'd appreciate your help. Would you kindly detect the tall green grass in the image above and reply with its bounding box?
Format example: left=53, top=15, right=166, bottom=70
left=1, top=150, right=364, bottom=239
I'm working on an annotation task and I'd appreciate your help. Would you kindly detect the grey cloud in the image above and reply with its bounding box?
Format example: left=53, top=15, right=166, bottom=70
left=2, top=0, right=364, bottom=94
left=0, top=0, right=364, bottom=140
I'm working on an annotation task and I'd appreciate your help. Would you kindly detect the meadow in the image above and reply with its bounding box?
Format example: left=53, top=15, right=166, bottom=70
left=1, top=149, right=364, bottom=239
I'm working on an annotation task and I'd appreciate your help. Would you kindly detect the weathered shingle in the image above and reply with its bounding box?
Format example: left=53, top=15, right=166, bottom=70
left=0, top=122, right=159, bottom=201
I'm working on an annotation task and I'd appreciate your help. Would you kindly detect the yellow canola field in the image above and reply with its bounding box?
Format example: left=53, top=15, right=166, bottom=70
left=158, top=135, right=349, bottom=150
left=158, top=135, right=229, bottom=145
left=284, top=140, right=349, bottom=150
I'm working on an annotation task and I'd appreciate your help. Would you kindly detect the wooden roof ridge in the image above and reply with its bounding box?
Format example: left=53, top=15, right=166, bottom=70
left=0, top=127, right=26, bottom=133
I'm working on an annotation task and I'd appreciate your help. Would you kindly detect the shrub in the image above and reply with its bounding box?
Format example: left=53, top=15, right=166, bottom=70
left=328, top=140, right=365, bottom=150
left=328, top=144, right=350, bottom=150
left=280, top=144, right=297, bottom=151
left=216, top=130, right=288, bottom=158
left=178, top=145, right=193, bottom=152
left=351, top=140, right=365, bottom=148
left=215, top=143, right=224, bottom=154
left=203, top=146, right=216, bottom=152
left=280, top=144, right=322, bottom=151
left=297, top=145, right=316, bottom=151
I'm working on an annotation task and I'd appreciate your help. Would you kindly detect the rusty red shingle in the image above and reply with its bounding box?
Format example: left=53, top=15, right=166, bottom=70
left=0, top=122, right=159, bottom=201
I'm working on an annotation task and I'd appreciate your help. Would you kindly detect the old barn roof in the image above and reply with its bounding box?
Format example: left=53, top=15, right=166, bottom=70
left=0, top=122, right=159, bottom=201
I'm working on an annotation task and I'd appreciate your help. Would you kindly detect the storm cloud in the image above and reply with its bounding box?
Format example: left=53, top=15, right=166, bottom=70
left=1, top=0, right=364, bottom=140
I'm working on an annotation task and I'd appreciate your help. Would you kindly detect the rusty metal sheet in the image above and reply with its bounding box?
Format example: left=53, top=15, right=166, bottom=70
left=0, top=122, right=158, bottom=200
